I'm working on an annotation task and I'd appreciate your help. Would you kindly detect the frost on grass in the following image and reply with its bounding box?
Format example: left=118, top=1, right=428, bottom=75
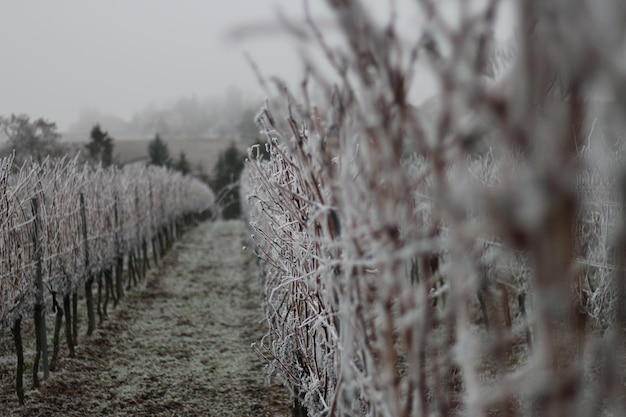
left=242, top=1, right=626, bottom=416
left=0, top=221, right=290, bottom=416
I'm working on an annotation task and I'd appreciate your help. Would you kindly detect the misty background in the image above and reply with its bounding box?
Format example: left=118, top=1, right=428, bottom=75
left=0, top=1, right=516, bottom=141
left=0, top=1, right=410, bottom=140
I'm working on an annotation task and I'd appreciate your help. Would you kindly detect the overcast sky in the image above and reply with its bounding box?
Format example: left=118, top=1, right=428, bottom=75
left=0, top=1, right=513, bottom=131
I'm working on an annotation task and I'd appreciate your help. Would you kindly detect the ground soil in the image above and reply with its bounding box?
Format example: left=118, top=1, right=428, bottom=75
left=0, top=220, right=291, bottom=417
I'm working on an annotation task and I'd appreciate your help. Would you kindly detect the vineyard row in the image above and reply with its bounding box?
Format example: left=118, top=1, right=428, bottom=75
left=241, top=2, right=626, bottom=415
left=0, top=155, right=214, bottom=403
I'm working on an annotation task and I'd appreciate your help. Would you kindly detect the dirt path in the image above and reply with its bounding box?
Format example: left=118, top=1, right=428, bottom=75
left=1, top=220, right=290, bottom=417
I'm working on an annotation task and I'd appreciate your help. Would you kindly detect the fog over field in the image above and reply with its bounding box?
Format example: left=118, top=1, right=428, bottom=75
left=0, top=0, right=514, bottom=136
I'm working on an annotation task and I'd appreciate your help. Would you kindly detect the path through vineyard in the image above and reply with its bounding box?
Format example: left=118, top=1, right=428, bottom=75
left=1, top=220, right=290, bottom=417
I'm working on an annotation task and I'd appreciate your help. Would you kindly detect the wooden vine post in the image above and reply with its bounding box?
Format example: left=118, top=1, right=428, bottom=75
left=49, top=293, right=64, bottom=371
left=133, top=185, right=144, bottom=281
left=113, top=192, right=125, bottom=304
left=96, top=271, right=104, bottom=325
left=72, top=291, right=78, bottom=346
left=80, top=192, right=96, bottom=336
left=157, top=189, right=166, bottom=257
left=63, top=293, right=75, bottom=357
left=103, top=267, right=113, bottom=318
left=103, top=200, right=116, bottom=311
left=31, top=196, right=49, bottom=386
left=12, top=317, right=24, bottom=405
left=149, top=179, right=158, bottom=266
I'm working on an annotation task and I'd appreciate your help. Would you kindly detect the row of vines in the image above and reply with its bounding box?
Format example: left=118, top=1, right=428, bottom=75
left=0, top=155, right=214, bottom=403
left=243, top=1, right=626, bottom=416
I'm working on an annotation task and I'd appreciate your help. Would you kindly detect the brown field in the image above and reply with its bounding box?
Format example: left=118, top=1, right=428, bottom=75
left=65, top=137, right=250, bottom=175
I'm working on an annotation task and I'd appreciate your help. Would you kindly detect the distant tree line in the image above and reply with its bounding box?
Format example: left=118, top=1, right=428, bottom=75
left=147, top=133, right=190, bottom=176
left=0, top=111, right=263, bottom=220
left=86, top=124, right=114, bottom=167
left=146, top=133, right=248, bottom=219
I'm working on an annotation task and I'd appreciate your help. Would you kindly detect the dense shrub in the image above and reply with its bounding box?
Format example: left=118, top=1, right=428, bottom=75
left=211, top=143, right=245, bottom=219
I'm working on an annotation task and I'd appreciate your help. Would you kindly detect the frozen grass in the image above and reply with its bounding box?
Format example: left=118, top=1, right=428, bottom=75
left=0, top=220, right=290, bottom=416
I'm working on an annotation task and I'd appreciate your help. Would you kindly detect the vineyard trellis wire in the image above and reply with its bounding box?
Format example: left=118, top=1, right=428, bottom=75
left=0, top=154, right=214, bottom=403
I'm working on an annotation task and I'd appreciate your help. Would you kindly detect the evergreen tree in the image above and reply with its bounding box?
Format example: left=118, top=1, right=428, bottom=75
left=237, top=107, right=260, bottom=144
left=176, top=150, right=191, bottom=176
left=102, top=136, right=114, bottom=167
left=194, top=162, right=211, bottom=185
left=148, top=134, right=171, bottom=167
left=86, top=124, right=114, bottom=167
left=210, top=143, right=245, bottom=219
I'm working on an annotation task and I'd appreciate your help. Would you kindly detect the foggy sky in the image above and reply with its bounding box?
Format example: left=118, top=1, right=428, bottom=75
left=0, top=1, right=513, bottom=132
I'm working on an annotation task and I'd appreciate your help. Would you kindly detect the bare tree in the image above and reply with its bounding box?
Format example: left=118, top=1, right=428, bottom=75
left=0, top=114, right=67, bottom=166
